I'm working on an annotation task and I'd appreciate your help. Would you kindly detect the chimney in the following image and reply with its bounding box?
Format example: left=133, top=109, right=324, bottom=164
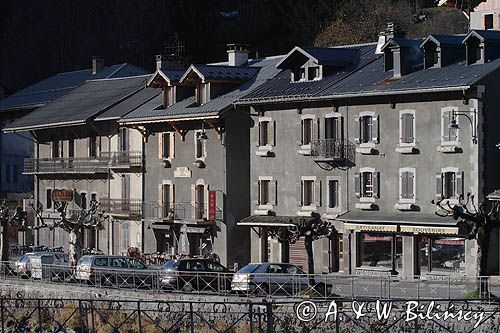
left=227, top=44, right=249, bottom=66
left=156, top=54, right=166, bottom=70
left=92, top=56, right=104, bottom=74
left=376, top=22, right=406, bottom=54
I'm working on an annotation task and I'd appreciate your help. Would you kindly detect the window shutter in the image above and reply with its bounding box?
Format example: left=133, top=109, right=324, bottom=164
left=408, top=171, right=414, bottom=199
left=354, top=117, right=360, bottom=144
left=255, top=123, right=260, bottom=147
left=253, top=182, right=260, bottom=205
left=435, top=173, right=443, bottom=200
left=97, top=136, right=101, bottom=157
left=401, top=172, right=408, bottom=199
left=118, top=131, right=122, bottom=151
left=170, top=133, right=175, bottom=159
left=171, top=184, right=175, bottom=207
left=456, top=171, right=464, bottom=199
left=442, top=112, right=450, bottom=141
left=87, top=137, right=91, bottom=157
left=373, top=172, right=380, bottom=198
left=271, top=180, right=277, bottom=206
left=158, top=133, right=163, bottom=159
left=297, top=120, right=303, bottom=145
left=204, top=184, right=209, bottom=219
left=354, top=173, right=361, bottom=198
left=313, top=118, right=320, bottom=141
left=372, top=115, right=379, bottom=143
left=406, top=114, right=414, bottom=143
left=296, top=181, right=303, bottom=206
left=270, top=120, right=276, bottom=146
left=400, top=114, right=406, bottom=143
left=314, top=180, right=321, bottom=207
left=191, top=184, right=196, bottom=219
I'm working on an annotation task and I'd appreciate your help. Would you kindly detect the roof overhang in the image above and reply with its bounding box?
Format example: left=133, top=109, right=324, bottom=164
left=179, top=65, right=205, bottom=85
left=4, top=119, right=87, bottom=133
left=121, top=113, right=220, bottom=125
left=147, top=69, right=177, bottom=87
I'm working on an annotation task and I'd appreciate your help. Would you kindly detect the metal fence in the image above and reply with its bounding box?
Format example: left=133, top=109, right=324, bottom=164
left=2, top=261, right=500, bottom=302
left=311, top=139, right=356, bottom=164
left=0, top=297, right=498, bottom=332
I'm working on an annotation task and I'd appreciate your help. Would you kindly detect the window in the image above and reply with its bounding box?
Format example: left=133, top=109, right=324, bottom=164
left=325, top=116, right=343, bottom=141
left=194, top=131, right=206, bottom=160
left=292, top=68, right=306, bottom=82
left=256, top=117, right=275, bottom=148
left=91, top=193, right=97, bottom=203
left=5, top=164, right=10, bottom=183
left=111, top=257, right=128, bottom=268
left=118, top=128, right=129, bottom=151
left=302, top=118, right=313, bottom=145
left=359, top=233, right=402, bottom=270
left=441, top=108, right=458, bottom=144
left=255, top=178, right=277, bottom=206
left=260, top=180, right=270, bottom=205
left=328, top=180, right=339, bottom=209
left=80, top=193, right=87, bottom=210
left=197, top=83, right=209, bottom=105
left=297, top=178, right=321, bottom=207
left=399, top=111, right=415, bottom=146
left=355, top=113, right=379, bottom=145
left=436, top=169, right=463, bottom=200
left=46, top=189, right=52, bottom=210
left=484, top=14, right=494, bottom=30
left=206, top=261, right=226, bottom=272
left=68, top=139, right=75, bottom=158
left=51, top=140, right=62, bottom=158
left=159, top=132, right=174, bottom=160
left=259, top=121, right=269, bottom=146
left=308, top=66, right=320, bottom=80
left=94, top=258, right=108, bottom=267
left=89, top=136, right=98, bottom=158
left=399, top=168, right=415, bottom=202
left=355, top=169, right=379, bottom=200
left=194, top=184, right=206, bottom=220
left=160, top=183, right=174, bottom=218
left=162, top=87, right=176, bottom=107
left=420, top=236, right=465, bottom=273
left=127, top=258, right=145, bottom=269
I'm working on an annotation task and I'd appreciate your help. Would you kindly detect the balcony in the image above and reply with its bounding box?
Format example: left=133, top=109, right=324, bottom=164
left=100, top=198, right=142, bottom=220
left=23, top=151, right=142, bottom=174
left=311, top=139, right=356, bottom=165
left=143, top=202, right=222, bottom=222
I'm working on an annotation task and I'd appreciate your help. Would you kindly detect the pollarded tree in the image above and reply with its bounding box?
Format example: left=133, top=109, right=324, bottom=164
left=0, top=206, right=27, bottom=266
left=31, top=200, right=105, bottom=268
left=433, top=193, right=500, bottom=294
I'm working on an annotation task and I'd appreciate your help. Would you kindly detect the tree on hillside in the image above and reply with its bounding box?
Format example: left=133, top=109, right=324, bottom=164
left=433, top=193, right=500, bottom=295
left=31, top=200, right=105, bottom=268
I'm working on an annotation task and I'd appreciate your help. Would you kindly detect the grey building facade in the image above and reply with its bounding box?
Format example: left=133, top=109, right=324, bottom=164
left=236, top=27, right=500, bottom=278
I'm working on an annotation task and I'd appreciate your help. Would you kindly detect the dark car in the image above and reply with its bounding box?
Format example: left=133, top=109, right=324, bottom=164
left=160, top=258, right=232, bottom=292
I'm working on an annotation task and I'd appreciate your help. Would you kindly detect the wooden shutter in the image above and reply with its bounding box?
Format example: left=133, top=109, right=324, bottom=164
left=313, top=118, right=320, bottom=141
left=297, top=120, right=303, bottom=145
left=435, top=173, right=443, bottom=200
left=372, top=115, right=379, bottom=143
left=204, top=184, right=209, bottom=219
left=406, top=114, right=414, bottom=143
left=168, top=133, right=174, bottom=159
left=158, top=133, right=163, bottom=159
left=401, top=172, right=408, bottom=199
left=442, top=112, right=451, bottom=141
left=373, top=172, right=380, bottom=198
left=270, top=120, right=276, bottom=146
left=314, top=180, right=321, bottom=207
left=255, top=123, right=260, bottom=147
left=296, top=181, right=303, bottom=206
left=408, top=171, right=414, bottom=199
left=271, top=180, right=277, bottom=206
left=456, top=171, right=464, bottom=199
left=158, top=184, right=163, bottom=218
left=400, top=114, right=407, bottom=143
left=253, top=182, right=260, bottom=205
left=191, top=184, right=196, bottom=219
left=354, top=173, right=361, bottom=198
left=354, top=117, right=360, bottom=144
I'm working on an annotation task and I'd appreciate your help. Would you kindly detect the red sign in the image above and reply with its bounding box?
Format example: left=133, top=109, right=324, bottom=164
left=52, top=189, right=74, bottom=202
left=208, top=191, right=217, bottom=221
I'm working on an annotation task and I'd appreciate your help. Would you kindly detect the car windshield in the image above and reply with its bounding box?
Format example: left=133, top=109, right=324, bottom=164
left=238, top=264, right=260, bottom=273
left=78, top=256, right=91, bottom=266
left=19, top=255, right=29, bottom=263
left=163, top=260, right=180, bottom=270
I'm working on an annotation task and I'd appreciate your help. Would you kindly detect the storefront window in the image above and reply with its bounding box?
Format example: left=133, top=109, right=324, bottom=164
left=359, top=233, right=402, bottom=270
left=419, top=236, right=465, bottom=273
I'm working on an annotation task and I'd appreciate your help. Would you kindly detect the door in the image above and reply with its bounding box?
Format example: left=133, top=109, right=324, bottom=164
left=290, top=238, right=308, bottom=272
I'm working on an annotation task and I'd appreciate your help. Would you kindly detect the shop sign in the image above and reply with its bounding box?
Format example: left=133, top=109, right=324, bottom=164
left=52, top=189, right=74, bottom=202
left=185, top=227, right=205, bottom=234
left=344, top=223, right=397, bottom=232
left=208, top=190, right=217, bottom=221
left=174, top=167, right=192, bottom=178
left=400, top=225, right=458, bottom=235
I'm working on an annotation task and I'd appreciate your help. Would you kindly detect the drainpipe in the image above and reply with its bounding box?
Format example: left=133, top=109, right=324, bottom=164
left=35, top=138, right=40, bottom=246
left=141, top=135, right=146, bottom=253
left=107, top=136, right=111, bottom=254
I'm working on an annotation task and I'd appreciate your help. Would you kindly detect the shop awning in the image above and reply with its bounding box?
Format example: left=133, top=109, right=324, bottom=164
left=238, top=215, right=316, bottom=227
left=344, top=223, right=398, bottom=232
left=400, top=225, right=458, bottom=235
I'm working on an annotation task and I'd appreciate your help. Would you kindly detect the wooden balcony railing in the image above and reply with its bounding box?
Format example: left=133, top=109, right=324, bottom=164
left=23, top=151, right=142, bottom=174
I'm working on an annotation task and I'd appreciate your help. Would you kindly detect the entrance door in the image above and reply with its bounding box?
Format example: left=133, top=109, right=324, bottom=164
left=325, top=117, right=343, bottom=141
left=289, top=238, right=308, bottom=273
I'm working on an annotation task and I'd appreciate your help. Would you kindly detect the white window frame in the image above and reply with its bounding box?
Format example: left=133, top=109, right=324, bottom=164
left=326, top=176, right=341, bottom=213
left=161, top=179, right=175, bottom=218
left=257, top=116, right=273, bottom=150
left=258, top=176, right=274, bottom=210
left=441, top=106, right=459, bottom=146
left=159, top=132, right=175, bottom=160
left=399, top=109, right=416, bottom=147
left=193, top=178, right=209, bottom=219
left=79, top=191, right=88, bottom=210
left=399, top=167, right=416, bottom=204
left=441, top=167, right=460, bottom=203
left=194, top=130, right=207, bottom=161
left=300, top=114, right=316, bottom=150
left=358, top=111, right=377, bottom=148
left=359, top=167, right=376, bottom=203
left=301, top=176, right=317, bottom=210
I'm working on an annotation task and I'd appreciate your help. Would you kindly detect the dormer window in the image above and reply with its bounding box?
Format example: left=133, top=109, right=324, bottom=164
left=466, top=37, right=483, bottom=65
left=291, top=65, right=321, bottom=82
left=162, top=86, right=176, bottom=108
left=197, top=83, right=210, bottom=105
left=423, top=42, right=440, bottom=69
left=292, top=68, right=306, bottom=82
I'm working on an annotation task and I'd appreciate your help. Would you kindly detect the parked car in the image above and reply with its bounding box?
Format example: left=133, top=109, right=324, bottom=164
left=30, top=253, right=71, bottom=280
left=75, top=255, right=159, bottom=288
left=160, top=258, right=232, bottom=292
left=231, top=263, right=333, bottom=296
left=14, top=252, right=69, bottom=277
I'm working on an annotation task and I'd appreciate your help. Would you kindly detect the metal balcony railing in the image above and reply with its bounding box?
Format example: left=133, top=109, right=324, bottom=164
left=311, top=139, right=355, bottom=164
left=23, top=151, right=142, bottom=174
left=100, top=198, right=142, bottom=219
left=143, top=201, right=222, bottom=222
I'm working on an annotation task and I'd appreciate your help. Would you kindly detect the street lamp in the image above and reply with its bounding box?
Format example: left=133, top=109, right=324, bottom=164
left=198, top=122, right=208, bottom=141
left=449, top=110, right=478, bottom=144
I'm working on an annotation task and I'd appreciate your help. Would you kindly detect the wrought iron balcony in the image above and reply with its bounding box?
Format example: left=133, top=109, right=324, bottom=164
left=100, top=198, right=142, bottom=219
left=23, top=151, right=142, bottom=174
left=311, top=139, right=356, bottom=164
left=143, top=201, right=222, bottom=222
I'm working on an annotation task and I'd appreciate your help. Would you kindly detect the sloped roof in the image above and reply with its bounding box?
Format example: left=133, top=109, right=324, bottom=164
left=95, top=87, right=161, bottom=121
left=4, top=75, right=149, bottom=132
left=0, top=63, right=149, bottom=112
left=276, top=46, right=359, bottom=69
left=236, top=38, right=500, bottom=105
left=147, top=68, right=186, bottom=87
left=463, top=29, right=500, bottom=43
left=122, top=56, right=283, bottom=123
left=420, top=34, right=465, bottom=48
left=179, top=64, right=259, bottom=84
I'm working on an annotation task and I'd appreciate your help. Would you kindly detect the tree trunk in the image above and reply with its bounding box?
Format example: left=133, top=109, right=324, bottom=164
left=68, top=228, right=83, bottom=269
left=477, top=230, right=490, bottom=296
left=0, top=221, right=10, bottom=268
left=305, top=235, right=315, bottom=285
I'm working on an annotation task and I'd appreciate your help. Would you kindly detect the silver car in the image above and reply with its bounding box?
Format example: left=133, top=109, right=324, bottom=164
left=14, top=252, right=69, bottom=277
left=231, top=262, right=332, bottom=296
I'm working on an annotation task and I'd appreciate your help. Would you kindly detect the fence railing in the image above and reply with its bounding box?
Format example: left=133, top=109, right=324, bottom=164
left=0, top=296, right=497, bottom=332
left=23, top=150, right=142, bottom=174
left=100, top=198, right=142, bottom=219
left=310, top=139, right=355, bottom=164
left=143, top=201, right=211, bottom=221
left=1, top=261, right=498, bottom=302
